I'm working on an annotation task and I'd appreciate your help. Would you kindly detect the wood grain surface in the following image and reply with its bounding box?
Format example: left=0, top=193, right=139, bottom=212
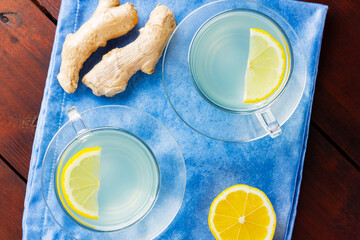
left=302, top=0, right=360, bottom=163
left=0, top=0, right=55, bottom=178
left=37, top=0, right=60, bottom=20
left=0, top=0, right=359, bottom=239
left=0, top=157, right=26, bottom=240
left=293, top=126, right=360, bottom=239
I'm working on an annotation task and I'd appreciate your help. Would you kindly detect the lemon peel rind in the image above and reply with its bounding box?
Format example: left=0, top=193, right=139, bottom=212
left=208, top=184, right=276, bottom=240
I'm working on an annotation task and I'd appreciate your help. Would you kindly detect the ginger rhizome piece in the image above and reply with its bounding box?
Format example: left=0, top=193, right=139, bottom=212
left=57, top=0, right=138, bottom=93
left=82, top=4, right=176, bottom=97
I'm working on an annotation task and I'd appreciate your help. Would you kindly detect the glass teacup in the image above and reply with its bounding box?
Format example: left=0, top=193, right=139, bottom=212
left=162, top=0, right=306, bottom=142
left=41, top=105, right=186, bottom=238
left=55, top=107, right=160, bottom=231
left=188, top=9, right=293, bottom=138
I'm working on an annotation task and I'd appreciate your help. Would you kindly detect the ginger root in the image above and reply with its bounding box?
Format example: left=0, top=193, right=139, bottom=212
left=82, top=4, right=176, bottom=97
left=57, top=0, right=138, bottom=93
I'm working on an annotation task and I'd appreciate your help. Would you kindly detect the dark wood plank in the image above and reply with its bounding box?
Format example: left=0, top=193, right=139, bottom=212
left=0, top=0, right=55, bottom=178
left=0, top=159, right=26, bottom=239
left=37, top=0, right=61, bottom=19
left=293, top=126, right=360, bottom=239
left=302, top=0, right=360, bottom=163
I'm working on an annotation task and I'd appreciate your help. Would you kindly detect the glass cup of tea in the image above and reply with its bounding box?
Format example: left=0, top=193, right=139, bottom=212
left=41, top=105, right=185, bottom=238
left=55, top=106, right=160, bottom=231
left=162, top=0, right=306, bottom=142
left=189, top=9, right=293, bottom=138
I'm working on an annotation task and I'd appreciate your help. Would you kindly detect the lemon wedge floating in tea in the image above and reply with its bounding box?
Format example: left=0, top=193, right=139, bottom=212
left=244, top=28, right=286, bottom=103
left=59, top=147, right=101, bottom=219
left=209, top=184, right=276, bottom=240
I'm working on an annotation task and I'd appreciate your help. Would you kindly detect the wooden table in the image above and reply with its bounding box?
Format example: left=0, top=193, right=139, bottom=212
left=0, top=0, right=359, bottom=239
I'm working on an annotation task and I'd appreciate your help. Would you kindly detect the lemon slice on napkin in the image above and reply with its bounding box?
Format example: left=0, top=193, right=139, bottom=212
left=209, top=184, right=276, bottom=240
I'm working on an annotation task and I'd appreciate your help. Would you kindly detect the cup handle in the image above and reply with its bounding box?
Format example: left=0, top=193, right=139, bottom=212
left=255, top=108, right=281, bottom=138
left=66, top=106, right=87, bottom=134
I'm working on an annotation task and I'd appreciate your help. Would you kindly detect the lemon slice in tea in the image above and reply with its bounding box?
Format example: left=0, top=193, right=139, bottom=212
left=59, top=147, right=101, bottom=219
left=209, top=184, right=276, bottom=240
left=244, top=28, right=286, bottom=103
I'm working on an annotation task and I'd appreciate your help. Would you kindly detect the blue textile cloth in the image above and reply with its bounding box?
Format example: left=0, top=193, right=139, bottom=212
left=22, top=0, right=327, bottom=239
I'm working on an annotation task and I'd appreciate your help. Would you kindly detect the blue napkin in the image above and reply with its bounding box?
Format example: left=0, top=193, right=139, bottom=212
left=22, top=0, right=327, bottom=239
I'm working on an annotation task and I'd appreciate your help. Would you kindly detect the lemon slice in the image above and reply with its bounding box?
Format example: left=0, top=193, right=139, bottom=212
left=59, top=147, right=101, bottom=219
left=244, top=28, right=286, bottom=103
left=209, top=184, right=276, bottom=240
